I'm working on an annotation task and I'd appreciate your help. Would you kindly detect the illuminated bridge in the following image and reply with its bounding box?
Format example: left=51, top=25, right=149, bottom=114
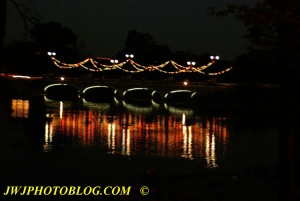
left=42, top=77, right=231, bottom=106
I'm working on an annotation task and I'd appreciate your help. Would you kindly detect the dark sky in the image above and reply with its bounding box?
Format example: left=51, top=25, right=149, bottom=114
left=6, top=0, right=260, bottom=60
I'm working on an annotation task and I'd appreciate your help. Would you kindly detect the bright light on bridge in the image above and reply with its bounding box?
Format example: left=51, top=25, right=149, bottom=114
left=122, top=88, right=149, bottom=96
left=44, top=83, right=68, bottom=92
left=12, top=75, right=31, bottom=79
left=164, top=90, right=192, bottom=98
left=47, top=51, right=56, bottom=56
left=187, top=61, right=196, bottom=66
left=82, top=86, right=109, bottom=94
left=125, top=54, right=134, bottom=59
left=110, top=59, right=119, bottom=64
left=210, top=55, right=220, bottom=60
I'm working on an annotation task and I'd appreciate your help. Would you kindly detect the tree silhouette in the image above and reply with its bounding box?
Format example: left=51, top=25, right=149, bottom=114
left=208, top=0, right=300, bottom=83
left=0, top=0, right=40, bottom=71
left=30, top=22, right=79, bottom=58
left=0, top=0, right=6, bottom=52
left=3, top=22, right=80, bottom=75
left=116, top=30, right=172, bottom=65
left=209, top=0, right=299, bottom=199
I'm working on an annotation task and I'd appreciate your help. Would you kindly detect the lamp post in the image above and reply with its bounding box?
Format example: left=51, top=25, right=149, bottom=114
left=184, top=61, right=196, bottom=85
left=210, top=55, right=220, bottom=60
left=209, top=55, right=219, bottom=83
left=125, top=54, right=134, bottom=59
left=110, top=59, right=119, bottom=64
left=187, top=61, right=196, bottom=72
left=47, top=52, right=56, bottom=56
left=187, top=61, right=196, bottom=66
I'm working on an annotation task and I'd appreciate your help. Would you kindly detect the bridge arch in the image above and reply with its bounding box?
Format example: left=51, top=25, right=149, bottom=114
left=164, top=90, right=196, bottom=107
left=122, top=87, right=162, bottom=105
left=44, top=83, right=79, bottom=92
left=44, top=83, right=80, bottom=101
left=82, top=85, right=119, bottom=103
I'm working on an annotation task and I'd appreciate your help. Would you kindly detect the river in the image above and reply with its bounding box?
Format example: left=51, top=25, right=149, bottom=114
left=0, top=92, right=278, bottom=200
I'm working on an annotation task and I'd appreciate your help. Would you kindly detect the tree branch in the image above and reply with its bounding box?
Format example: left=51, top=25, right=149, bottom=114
left=8, top=0, right=41, bottom=40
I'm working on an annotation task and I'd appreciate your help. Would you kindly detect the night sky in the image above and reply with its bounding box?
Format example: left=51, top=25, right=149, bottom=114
left=6, top=0, right=260, bottom=60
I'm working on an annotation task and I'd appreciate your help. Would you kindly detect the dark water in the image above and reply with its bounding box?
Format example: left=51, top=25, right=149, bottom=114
left=1, top=95, right=278, bottom=200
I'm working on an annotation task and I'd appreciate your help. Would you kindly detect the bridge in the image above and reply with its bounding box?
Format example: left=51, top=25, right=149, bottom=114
left=43, top=77, right=209, bottom=93
left=3, top=74, right=278, bottom=111
left=41, top=76, right=233, bottom=106
left=3, top=74, right=241, bottom=107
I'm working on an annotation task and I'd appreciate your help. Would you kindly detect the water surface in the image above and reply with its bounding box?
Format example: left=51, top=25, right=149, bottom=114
left=1, top=95, right=279, bottom=200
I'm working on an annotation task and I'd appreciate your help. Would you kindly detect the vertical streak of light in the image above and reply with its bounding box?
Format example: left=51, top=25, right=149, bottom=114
left=108, top=123, right=116, bottom=154
left=126, top=129, right=130, bottom=156
left=182, top=125, right=187, bottom=158
left=205, top=131, right=210, bottom=167
left=112, top=123, right=116, bottom=154
left=45, top=123, right=49, bottom=146
left=182, top=113, right=186, bottom=125
left=49, top=123, right=53, bottom=143
left=122, top=128, right=125, bottom=155
left=188, top=126, right=193, bottom=160
left=44, top=122, right=53, bottom=152
left=211, top=133, right=217, bottom=167
left=108, top=123, right=111, bottom=151
left=59, top=101, right=63, bottom=119
left=222, top=126, right=228, bottom=157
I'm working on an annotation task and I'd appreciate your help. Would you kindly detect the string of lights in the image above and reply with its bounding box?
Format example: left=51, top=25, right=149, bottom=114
left=208, top=67, right=233, bottom=76
left=49, top=55, right=233, bottom=76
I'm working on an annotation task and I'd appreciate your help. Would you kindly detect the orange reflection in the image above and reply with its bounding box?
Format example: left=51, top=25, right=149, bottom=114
left=11, top=99, right=29, bottom=118
left=43, top=122, right=53, bottom=152
left=43, top=107, right=229, bottom=166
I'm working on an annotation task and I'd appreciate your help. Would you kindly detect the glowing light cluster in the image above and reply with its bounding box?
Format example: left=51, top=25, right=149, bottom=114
left=49, top=55, right=233, bottom=76
left=11, top=99, right=29, bottom=118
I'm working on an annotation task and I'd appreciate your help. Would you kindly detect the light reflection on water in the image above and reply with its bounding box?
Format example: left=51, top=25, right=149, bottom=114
left=10, top=97, right=230, bottom=168
left=11, top=99, right=29, bottom=118
left=43, top=99, right=229, bottom=167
